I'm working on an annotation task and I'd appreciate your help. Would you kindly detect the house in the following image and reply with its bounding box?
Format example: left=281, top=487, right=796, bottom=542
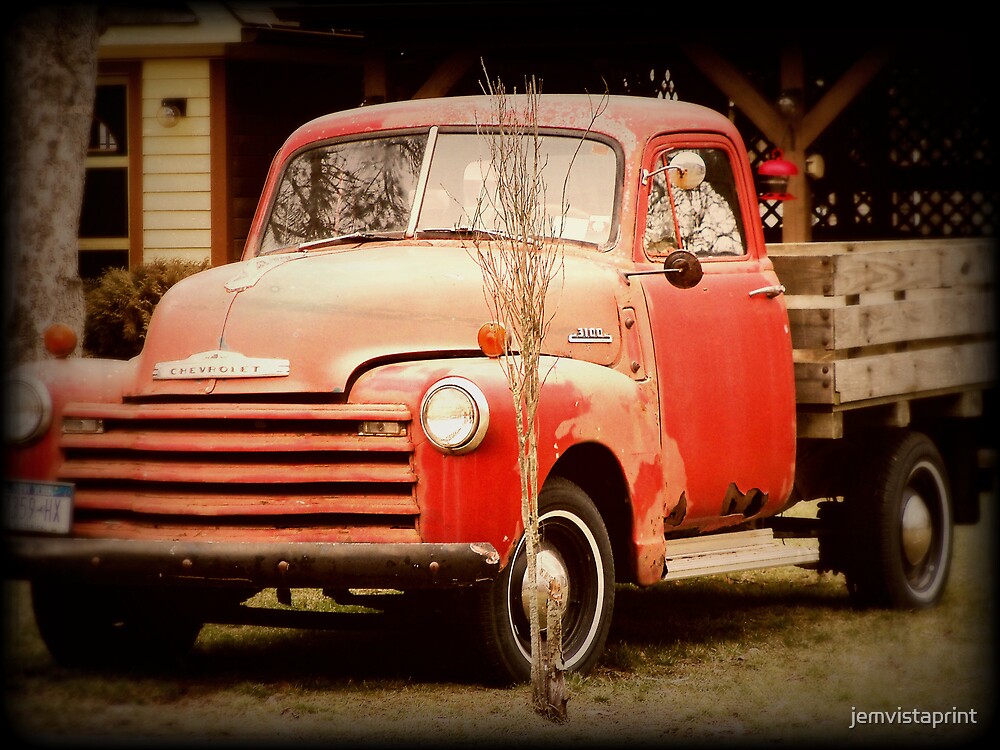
left=86, top=2, right=366, bottom=279
left=86, top=4, right=992, bottom=280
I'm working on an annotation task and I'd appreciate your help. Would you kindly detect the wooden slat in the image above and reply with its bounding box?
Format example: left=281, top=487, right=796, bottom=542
left=770, top=239, right=995, bottom=297
left=794, top=341, right=996, bottom=405
left=796, top=410, right=843, bottom=439
left=788, top=290, right=995, bottom=350
left=832, top=341, right=995, bottom=403
left=771, top=240, right=996, bottom=410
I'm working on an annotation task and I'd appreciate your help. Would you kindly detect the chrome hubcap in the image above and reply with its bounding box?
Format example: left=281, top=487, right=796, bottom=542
left=520, top=541, right=570, bottom=630
left=901, top=488, right=933, bottom=566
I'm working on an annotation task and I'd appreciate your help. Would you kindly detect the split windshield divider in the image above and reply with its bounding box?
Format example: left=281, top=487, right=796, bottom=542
left=404, top=126, right=439, bottom=239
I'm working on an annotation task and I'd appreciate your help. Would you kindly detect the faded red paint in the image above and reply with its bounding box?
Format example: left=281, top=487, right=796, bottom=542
left=5, top=95, right=797, bottom=590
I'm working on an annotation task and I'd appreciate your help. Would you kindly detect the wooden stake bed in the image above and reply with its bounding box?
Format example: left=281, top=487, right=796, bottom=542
left=769, top=239, right=997, bottom=438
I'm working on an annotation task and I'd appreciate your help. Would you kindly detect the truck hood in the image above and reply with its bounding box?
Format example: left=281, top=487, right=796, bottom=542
left=129, top=243, right=626, bottom=397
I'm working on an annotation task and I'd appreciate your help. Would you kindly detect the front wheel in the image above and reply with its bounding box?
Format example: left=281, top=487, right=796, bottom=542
left=476, top=477, right=615, bottom=684
left=31, top=581, right=203, bottom=669
left=845, top=430, right=953, bottom=609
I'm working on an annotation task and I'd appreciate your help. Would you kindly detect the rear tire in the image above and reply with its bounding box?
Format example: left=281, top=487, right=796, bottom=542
left=845, top=431, right=953, bottom=609
left=476, top=477, right=615, bottom=684
left=31, top=581, right=203, bottom=669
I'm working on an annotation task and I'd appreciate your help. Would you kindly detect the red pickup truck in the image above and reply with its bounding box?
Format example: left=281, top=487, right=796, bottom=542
left=5, top=95, right=994, bottom=683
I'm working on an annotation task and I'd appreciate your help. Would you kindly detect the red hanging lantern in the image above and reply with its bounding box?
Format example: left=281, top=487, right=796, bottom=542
left=757, top=148, right=798, bottom=201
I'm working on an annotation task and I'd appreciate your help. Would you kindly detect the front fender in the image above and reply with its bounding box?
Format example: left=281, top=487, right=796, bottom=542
left=6, top=358, right=134, bottom=481
left=533, top=357, right=665, bottom=583
left=349, top=357, right=663, bottom=570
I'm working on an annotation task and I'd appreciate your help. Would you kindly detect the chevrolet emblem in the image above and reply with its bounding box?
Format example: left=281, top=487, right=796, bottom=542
left=153, top=350, right=290, bottom=380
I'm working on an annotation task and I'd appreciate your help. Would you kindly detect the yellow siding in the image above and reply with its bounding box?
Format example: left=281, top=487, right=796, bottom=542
left=143, top=248, right=215, bottom=265
left=144, top=135, right=211, bottom=156
left=144, top=229, right=212, bottom=249
left=141, top=59, right=212, bottom=264
left=144, top=192, right=212, bottom=212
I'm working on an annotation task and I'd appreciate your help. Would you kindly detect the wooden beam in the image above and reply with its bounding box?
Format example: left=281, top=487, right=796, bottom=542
left=363, top=43, right=387, bottom=104
left=800, top=47, right=894, bottom=149
left=777, top=46, right=810, bottom=242
left=680, top=44, right=786, bottom=144
left=412, top=51, right=476, bottom=99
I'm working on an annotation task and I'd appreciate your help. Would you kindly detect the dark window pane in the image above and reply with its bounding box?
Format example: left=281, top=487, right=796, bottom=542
left=79, top=168, right=128, bottom=238
left=90, top=84, right=127, bottom=155
left=79, top=250, right=128, bottom=281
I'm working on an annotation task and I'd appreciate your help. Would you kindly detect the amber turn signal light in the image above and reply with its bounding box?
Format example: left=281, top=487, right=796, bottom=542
left=43, top=323, right=77, bottom=358
left=477, top=322, right=507, bottom=358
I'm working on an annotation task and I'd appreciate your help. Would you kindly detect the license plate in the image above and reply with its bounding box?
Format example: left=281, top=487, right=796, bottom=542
left=3, top=480, right=73, bottom=534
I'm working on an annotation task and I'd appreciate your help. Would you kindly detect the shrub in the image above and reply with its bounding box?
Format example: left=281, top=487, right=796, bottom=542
left=84, top=258, right=210, bottom=359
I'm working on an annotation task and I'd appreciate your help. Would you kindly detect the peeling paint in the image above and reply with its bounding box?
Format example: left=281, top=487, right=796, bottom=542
left=666, top=493, right=687, bottom=526
left=720, top=483, right=767, bottom=517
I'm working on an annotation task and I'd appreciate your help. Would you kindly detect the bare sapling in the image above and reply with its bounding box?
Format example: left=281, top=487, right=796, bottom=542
left=471, top=67, right=604, bottom=721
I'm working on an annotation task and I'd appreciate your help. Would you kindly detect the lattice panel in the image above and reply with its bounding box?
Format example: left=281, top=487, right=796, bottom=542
left=748, top=138, right=784, bottom=232
left=887, top=66, right=990, bottom=170
left=736, top=52, right=993, bottom=242
left=892, top=189, right=995, bottom=236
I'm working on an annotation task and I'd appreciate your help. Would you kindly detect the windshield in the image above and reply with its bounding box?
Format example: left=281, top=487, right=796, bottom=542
left=258, top=130, right=618, bottom=255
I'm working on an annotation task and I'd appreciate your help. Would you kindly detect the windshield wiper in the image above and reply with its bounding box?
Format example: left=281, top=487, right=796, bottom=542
left=257, top=231, right=407, bottom=257
left=416, top=226, right=527, bottom=243
left=296, top=231, right=406, bottom=251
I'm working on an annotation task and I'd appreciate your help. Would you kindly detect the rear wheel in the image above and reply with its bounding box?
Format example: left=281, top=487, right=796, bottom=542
left=31, top=581, right=203, bottom=669
left=845, top=431, right=953, bottom=609
left=476, top=477, right=615, bottom=684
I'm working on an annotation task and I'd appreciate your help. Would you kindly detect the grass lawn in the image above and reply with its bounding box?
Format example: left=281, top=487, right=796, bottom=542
left=3, top=498, right=995, bottom=748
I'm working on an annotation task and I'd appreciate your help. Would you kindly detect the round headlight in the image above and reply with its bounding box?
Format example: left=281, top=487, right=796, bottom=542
left=420, top=377, right=490, bottom=454
left=4, top=376, right=53, bottom=445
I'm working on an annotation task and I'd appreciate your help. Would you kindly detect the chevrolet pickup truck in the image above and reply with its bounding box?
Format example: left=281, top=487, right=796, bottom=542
left=4, top=95, right=995, bottom=684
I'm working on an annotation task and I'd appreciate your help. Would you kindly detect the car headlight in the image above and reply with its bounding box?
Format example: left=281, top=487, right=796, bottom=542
left=420, top=377, right=489, bottom=454
left=4, top=376, right=53, bottom=445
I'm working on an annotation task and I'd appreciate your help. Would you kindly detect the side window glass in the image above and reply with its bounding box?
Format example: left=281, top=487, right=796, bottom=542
left=644, top=147, right=746, bottom=258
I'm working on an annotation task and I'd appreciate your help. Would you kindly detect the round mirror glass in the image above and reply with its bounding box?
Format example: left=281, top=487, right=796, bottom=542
left=668, top=151, right=706, bottom=190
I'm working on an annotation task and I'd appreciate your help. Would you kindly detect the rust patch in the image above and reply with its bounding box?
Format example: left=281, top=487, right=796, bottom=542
left=665, top=492, right=687, bottom=526
left=721, top=483, right=767, bottom=517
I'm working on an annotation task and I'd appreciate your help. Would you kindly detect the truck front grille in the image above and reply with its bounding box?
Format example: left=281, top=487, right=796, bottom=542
left=56, top=401, right=418, bottom=543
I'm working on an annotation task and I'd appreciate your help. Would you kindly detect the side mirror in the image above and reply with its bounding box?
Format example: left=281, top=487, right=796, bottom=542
left=663, top=250, right=703, bottom=289
left=667, top=151, right=706, bottom=190
left=641, top=150, right=708, bottom=189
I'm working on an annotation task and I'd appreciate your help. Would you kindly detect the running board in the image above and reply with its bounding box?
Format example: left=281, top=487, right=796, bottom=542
left=663, top=528, right=820, bottom=581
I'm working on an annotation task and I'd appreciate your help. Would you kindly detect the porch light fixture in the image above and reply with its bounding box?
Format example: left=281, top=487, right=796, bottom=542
left=156, top=98, right=187, bottom=128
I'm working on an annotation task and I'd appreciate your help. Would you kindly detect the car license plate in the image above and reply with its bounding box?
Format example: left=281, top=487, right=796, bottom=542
left=3, top=480, right=73, bottom=534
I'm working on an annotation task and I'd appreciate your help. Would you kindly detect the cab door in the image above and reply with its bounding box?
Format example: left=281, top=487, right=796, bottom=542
left=635, top=135, right=796, bottom=531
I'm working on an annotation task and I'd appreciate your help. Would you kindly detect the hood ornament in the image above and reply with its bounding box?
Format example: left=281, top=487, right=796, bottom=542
left=225, top=254, right=302, bottom=293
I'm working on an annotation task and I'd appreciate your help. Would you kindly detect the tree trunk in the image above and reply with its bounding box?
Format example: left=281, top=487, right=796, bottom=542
left=540, top=577, right=568, bottom=721
left=3, top=7, right=102, bottom=364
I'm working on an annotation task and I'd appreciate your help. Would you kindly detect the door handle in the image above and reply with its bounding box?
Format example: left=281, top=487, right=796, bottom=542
left=748, top=284, right=785, bottom=299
